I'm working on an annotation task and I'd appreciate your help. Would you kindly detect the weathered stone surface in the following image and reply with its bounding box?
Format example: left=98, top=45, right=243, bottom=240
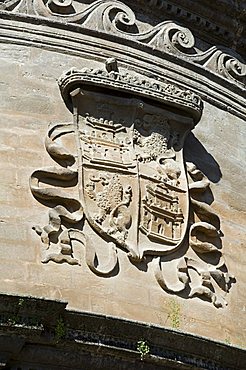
left=0, top=294, right=245, bottom=369
left=0, top=2, right=245, bottom=365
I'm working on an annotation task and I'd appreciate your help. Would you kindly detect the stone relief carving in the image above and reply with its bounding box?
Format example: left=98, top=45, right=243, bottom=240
left=30, top=122, right=118, bottom=275
left=58, top=65, right=202, bottom=119
left=154, top=161, right=234, bottom=308
left=1, top=0, right=245, bottom=86
left=30, top=59, right=234, bottom=307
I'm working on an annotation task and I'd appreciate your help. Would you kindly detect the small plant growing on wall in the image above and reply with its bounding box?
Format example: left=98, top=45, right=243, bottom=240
left=225, top=337, right=231, bottom=345
left=55, top=317, right=66, bottom=342
left=137, top=340, right=150, bottom=360
left=168, top=299, right=181, bottom=329
left=18, top=298, right=24, bottom=307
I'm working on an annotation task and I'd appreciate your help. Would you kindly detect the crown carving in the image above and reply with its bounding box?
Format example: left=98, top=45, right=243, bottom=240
left=58, top=60, right=203, bottom=123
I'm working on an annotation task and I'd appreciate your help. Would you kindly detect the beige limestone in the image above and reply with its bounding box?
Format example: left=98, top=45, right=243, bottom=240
left=0, top=7, right=245, bottom=352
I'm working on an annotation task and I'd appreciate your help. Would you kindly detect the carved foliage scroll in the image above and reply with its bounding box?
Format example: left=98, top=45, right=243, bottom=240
left=30, top=123, right=118, bottom=275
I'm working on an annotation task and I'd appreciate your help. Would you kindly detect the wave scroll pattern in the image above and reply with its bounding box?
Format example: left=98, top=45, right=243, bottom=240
left=1, top=0, right=245, bottom=86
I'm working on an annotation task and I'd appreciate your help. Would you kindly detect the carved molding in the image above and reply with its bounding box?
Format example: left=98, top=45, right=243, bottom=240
left=135, top=0, right=245, bottom=51
left=0, top=17, right=245, bottom=121
left=0, top=0, right=245, bottom=87
left=2, top=295, right=245, bottom=369
left=30, top=60, right=235, bottom=308
left=58, top=64, right=203, bottom=123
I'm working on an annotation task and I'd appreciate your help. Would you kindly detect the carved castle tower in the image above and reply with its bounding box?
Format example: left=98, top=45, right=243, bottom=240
left=0, top=0, right=245, bottom=368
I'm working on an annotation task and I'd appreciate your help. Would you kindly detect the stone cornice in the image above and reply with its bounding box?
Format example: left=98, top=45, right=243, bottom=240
left=0, top=0, right=245, bottom=85
left=0, top=294, right=245, bottom=369
left=0, top=12, right=245, bottom=121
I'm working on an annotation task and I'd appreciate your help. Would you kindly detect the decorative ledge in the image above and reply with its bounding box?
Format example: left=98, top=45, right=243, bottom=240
left=0, top=0, right=246, bottom=86
left=0, top=294, right=245, bottom=369
left=0, top=0, right=245, bottom=87
left=0, top=1, right=245, bottom=123
left=0, top=13, right=245, bottom=121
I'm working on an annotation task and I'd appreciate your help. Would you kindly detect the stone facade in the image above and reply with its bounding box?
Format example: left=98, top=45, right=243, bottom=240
left=0, top=0, right=245, bottom=368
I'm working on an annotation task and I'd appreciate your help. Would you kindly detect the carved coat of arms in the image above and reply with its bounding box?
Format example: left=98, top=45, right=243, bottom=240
left=75, top=92, right=192, bottom=260
left=30, top=60, right=234, bottom=307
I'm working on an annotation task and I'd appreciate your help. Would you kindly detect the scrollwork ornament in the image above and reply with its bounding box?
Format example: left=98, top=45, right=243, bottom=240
left=138, top=22, right=195, bottom=55
left=1, top=0, right=245, bottom=86
left=47, top=0, right=75, bottom=15
left=101, top=1, right=137, bottom=34
left=31, top=0, right=139, bottom=31
left=218, top=53, right=246, bottom=85
left=171, top=27, right=195, bottom=51
left=154, top=161, right=235, bottom=308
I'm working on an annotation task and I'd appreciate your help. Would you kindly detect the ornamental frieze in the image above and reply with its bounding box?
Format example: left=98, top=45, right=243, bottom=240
left=30, top=59, right=235, bottom=308
left=0, top=0, right=245, bottom=87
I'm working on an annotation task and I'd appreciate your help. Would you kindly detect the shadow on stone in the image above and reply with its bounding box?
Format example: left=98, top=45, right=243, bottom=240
left=184, top=132, right=222, bottom=183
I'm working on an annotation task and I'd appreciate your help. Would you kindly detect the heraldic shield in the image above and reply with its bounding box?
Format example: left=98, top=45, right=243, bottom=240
left=73, top=91, right=192, bottom=259
left=63, top=63, right=201, bottom=260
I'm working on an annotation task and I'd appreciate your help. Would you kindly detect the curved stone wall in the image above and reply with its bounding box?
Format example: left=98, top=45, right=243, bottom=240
left=0, top=0, right=245, bottom=355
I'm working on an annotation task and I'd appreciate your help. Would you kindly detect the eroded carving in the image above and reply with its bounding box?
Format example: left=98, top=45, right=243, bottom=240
left=30, top=122, right=118, bottom=275
left=30, top=60, right=234, bottom=306
left=85, top=173, right=132, bottom=243
left=154, top=162, right=235, bottom=308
